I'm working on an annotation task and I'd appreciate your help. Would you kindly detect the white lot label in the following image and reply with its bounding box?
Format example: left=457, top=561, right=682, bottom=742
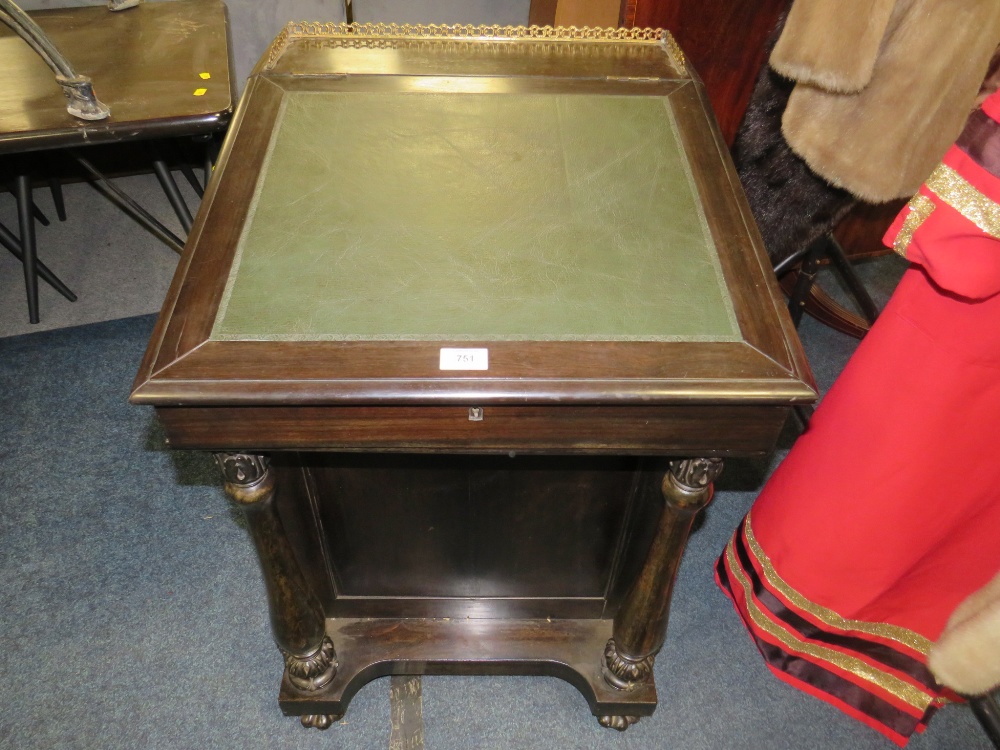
left=439, top=348, right=489, bottom=371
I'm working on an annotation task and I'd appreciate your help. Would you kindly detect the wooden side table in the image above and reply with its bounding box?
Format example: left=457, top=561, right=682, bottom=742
left=131, top=23, right=815, bottom=733
left=0, top=0, right=234, bottom=322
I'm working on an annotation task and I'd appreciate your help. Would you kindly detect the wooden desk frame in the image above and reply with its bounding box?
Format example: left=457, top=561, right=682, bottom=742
left=132, top=23, right=815, bottom=733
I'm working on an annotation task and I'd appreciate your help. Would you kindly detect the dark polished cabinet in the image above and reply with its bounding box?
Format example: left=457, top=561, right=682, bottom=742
left=131, top=23, right=815, bottom=732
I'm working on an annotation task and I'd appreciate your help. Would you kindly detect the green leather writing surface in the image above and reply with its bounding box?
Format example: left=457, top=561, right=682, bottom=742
left=212, top=90, right=739, bottom=341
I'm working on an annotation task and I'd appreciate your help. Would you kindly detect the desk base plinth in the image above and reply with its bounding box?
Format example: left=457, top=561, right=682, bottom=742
left=278, top=617, right=657, bottom=728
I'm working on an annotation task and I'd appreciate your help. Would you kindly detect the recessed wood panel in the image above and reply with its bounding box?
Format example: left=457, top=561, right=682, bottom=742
left=305, top=454, right=637, bottom=605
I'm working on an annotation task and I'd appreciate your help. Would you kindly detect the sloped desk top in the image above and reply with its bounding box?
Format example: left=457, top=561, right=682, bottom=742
left=212, top=89, right=737, bottom=342
left=131, top=23, right=814, bottom=422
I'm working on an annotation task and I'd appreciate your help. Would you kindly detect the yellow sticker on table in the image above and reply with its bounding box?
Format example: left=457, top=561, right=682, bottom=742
left=199, top=72, right=211, bottom=80
left=194, top=88, right=207, bottom=96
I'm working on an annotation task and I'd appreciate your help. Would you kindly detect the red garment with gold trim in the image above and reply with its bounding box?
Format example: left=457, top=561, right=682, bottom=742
left=716, top=92, right=1000, bottom=746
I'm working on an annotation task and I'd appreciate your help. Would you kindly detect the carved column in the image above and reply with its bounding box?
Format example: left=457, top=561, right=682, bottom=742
left=599, top=458, right=723, bottom=729
left=216, top=454, right=337, bottom=696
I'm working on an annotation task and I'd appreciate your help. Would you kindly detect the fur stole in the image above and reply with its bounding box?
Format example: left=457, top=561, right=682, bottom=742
left=773, top=0, right=1000, bottom=203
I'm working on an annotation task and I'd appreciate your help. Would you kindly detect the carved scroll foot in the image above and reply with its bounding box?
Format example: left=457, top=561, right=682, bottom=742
left=283, top=635, right=338, bottom=691
left=602, top=638, right=655, bottom=690
left=598, top=714, right=641, bottom=731
left=300, top=713, right=342, bottom=730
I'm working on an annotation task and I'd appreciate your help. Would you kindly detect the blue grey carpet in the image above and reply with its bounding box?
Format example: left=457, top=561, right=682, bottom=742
left=0, top=305, right=989, bottom=749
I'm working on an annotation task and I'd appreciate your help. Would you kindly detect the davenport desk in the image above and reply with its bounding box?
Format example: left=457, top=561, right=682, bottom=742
left=130, top=23, right=816, bottom=733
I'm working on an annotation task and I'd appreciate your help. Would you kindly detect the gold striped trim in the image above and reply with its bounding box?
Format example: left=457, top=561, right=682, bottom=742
left=893, top=194, right=936, bottom=258
left=744, top=513, right=933, bottom=654
left=725, top=540, right=934, bottom=712
left=925, top=163, right=1000, bottom=239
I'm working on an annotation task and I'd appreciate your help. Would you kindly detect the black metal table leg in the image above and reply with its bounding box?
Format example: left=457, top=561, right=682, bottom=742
left=0, top=221, right=75, bottom=302
left=29, top=195, right=50, bottom=226
left=150, top=143, right=193, bottom=233
left=45, top=153, right=67, bottom=222
left=69, top=150, right=186, bottom=254
left=14, top=171, right=39, bottom=323
left=178, top=161, right=204, bottom=198
left=192, top=132, right=219, bottom=192
left=46, top=175, right=66, bottom=221
left=204, top=150, right=213, bottom=189
left=4, top=180, right=50, bottom=226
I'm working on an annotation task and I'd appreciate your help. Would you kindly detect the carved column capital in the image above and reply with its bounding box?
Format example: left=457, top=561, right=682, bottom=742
left=214, top=453, right=273, bottom=504
left=666, top=457, right=724, bottom=492
left=664, top=458, right=724, bottom=509
left=215, top=452, right=269, bottom=486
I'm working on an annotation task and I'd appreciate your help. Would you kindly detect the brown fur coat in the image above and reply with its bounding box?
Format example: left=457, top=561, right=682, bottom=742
left=772, top=0, right=1000, bottom=202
